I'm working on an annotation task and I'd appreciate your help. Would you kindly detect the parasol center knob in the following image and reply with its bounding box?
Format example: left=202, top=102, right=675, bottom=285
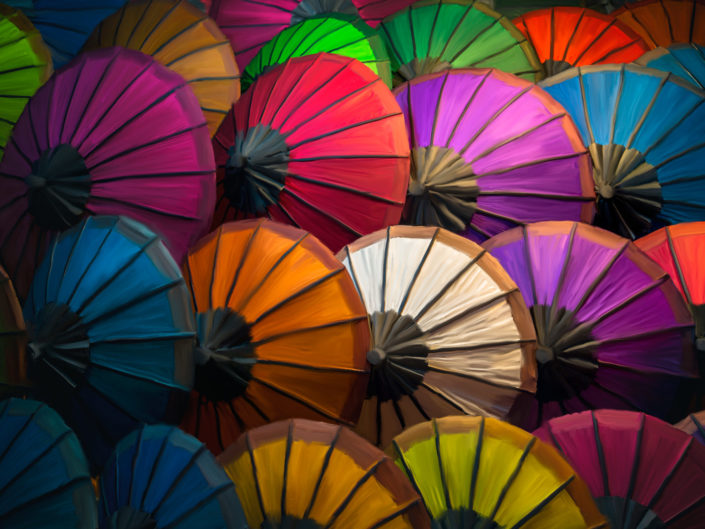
left=27, top=341, right=45, bottom=362
left=367, top=347, right=387, bottom=366
left=408, top=178, right=426, bottom=196
left=696, top=337, right=705, bottom=352
left=536, top=345, right=555, bottom=364
left=26, top=174, right=46, bottom=188
left=598, top=183, right=615, bottom=200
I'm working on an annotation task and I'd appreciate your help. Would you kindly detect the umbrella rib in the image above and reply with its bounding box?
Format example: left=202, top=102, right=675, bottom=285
left=225, top=220, right=264, bottom=308
left=322, top=459, right=384, bottom=529
left=559, top=9, right=586, bottom=64
left=10, top=222, right=37, bottom=290
left=468, top=416, right=485, bottom=511
left=578, top=68, right=596, bottom=145
left=445, top=69, right=492, bottom=148
left=622, top=414, right=646, bottom=525
left=449, top=16, right=502, bottom=65
left=0, top=404, right=44, bottom=468
left=256, top=359, right=368, bottom=374
left=136, top=0, right=182, bottom=50
left=89, top=362, right=188, bottom=391
left=285, top=172, right=405, bottom=205
left=93, top=169, right=213, bottom=184
left=286, top=112, right=402, bottom=151
left=53, top=213, right=89, bottom=306
left=281, top=18, right=329, bottom=59
left=522, top=226, right=539, bottom=307
left=486, top=438, right=537, bottom=524
left=625, top=73, right=670, bottom=150
left=0, top=208, right=28, bottom=261
left=666, top=493, right=705, bottom=526
left=6, top=136, right=32, bottom=167
left=663, top=48, right=703, bottom=89
left=433, top=419, right=453, bottom=512
left=508, top=476, right=575, bottom=529
left=429, top=70, right=450, bottom=147
left=303, top=426, right=342, bottom=519
left=280, top=421, right=294, bottom=520
left=271, top=19, right=308, bottom=66
left=139, top=428, right=171, bottom=510
left=391, top=439, right=426, bottom=503
left=367, top=499, right=425, bottom=529
left=243, top=0, right=294, bottom=14
left=149, top=16, right=209, bottom=59
left=592, top=411, right=611, bottom=497
left=254, top=316, right=369, bottom=347
left=123, top=0, right=154, bottom=49
left=0, top=476, right=92, bottom=522
left=244, top=432, right=268, bottom=525
left=164, top=41, right=232, bottom=68
left=477, top=151, right=588, bottom=177
left=151, top=446, right=208, bottom=517
left=33, top=20, right=89, bottom=35
left=397, top=228, right=440, bottom=315
left=420, top=288, right=515, bottom=336
left=161, top=482, right=235, bottom=529
left=425, top=364, right=529, bottom=392
left=593, top=39, right=644, bottom=65
left=208, top=225, right=224, bottom=309
left=127, top=426, right=145, bottom=505
left=607, top=66, right=624, bottom=148
left=627, top=9, right=660, bottom=48
left=281, top=188, right=364, bottom=237
left=562, top=322, right=693, bottom=354
left=89, top=194, right=202, bottom=220
left=572, top=241, right=629, bottom=316
left=227, top=400, right=246, bottom=431
left=574, top=18, right=618, bottom=66
left=588, top=376, right=651, bottom=412
left=646, top=437, right=694, bottom=510
left=477, top=191, right=593, bottom=202
left=381, top=227, right=391, bottom=311
left=378, top=19, right=406, bottom=69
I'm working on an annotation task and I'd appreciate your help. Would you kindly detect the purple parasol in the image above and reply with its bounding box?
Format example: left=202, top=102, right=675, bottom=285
left=484, top=221, right=698, bottom=430
left=0, top=47, right=215, bottom=301
left=394, top=68, right=595, bottom=243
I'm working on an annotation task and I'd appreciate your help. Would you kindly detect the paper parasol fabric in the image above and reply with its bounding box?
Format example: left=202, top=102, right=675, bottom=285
left=635, top=44, right=705, bottom=89
left=378, top=0, right=543, bottom=84
left=83, top=0, right=240, bottom=137
left=3, top=0, right=127, bottom=67
left=242, top=14, right=392, bottom=90
left=351, top=0, right=416, bottom=27
left=513, top=7, right=649, bottom=77
left=389, top=416, right=608, bottom=529
left=337, top=226, right=537, bottom=448
left=540, top=64, right=705, bottom=240
left=209, top=0, right=357, bottom=70
left=0, top=267, right=25, bottom=392
left=22, top=216, right=195, bottom=468
left=484, top=221, right=699, bottom=430
left=212, top=53, right=409, bottom=253
left=0, top=47, right=215, bottom=301
left=0, top=398, right=97, bottom=529
left=394, top=68, right=594, bottom=243
left=189, top=0, right=211, bottom=11
left=98, top=425, right=248, bottom=529
left=534, top=410, right=705, bottom=529
left=218, top=419, right=431, bottom=528
left=613, top=0, right=705, bottom=48
left=675, top=410, right=705, bottom=444
left=0, top=4, right=51, bottom=163
left=180, top=219, right=370, bottom=454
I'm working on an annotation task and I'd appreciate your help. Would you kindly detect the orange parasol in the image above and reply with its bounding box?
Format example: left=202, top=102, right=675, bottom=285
left=613, top=0, right=705, bottom=48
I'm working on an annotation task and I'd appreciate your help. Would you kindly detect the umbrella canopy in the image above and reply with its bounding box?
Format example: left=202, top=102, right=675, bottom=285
left=394, top=68, right=594, bottom=243
left=513, top=7, right=649, bottom=77
left=675, top=410, right=705, bottom=444
left=337, top=225, right=537, bottom=448
left=0, top=267, right=25, bottom=392
left=351, top=0, right=416, bottom=27
left=209, top=0, right=357, bottom=70
left=613, top=0, right=705, bottom=48
left=3, top=0, right=127, bottom=67
left=99, top=424, right=248, bottom=529
left=0, top=398, right=97, bottom=529
left=540, top=64, right=705, bottom=240
left=212, top=52, right=409, bottom=253
left=378, top=0, right=543, bottom=85
left=389, top=416, right=608, bottom=529
left=0, top=47, right=215, bottom=301
left=494, top=1, right=627, bottom=16
left=534, top=409, right=705, bottom=528
left=83, top=0, right=239, bottom=137
left=0, top=4, right=51, bottom=162
left=22, top=216, right=195, bottom=468
left=180, top=219, right=370, bottom=454
left=635, top=43, right=705, bottom=90
left=242, top=14, right=392, bottom=90
left=218, top=419, right=431, bottom=528
left=189, top=0, right=211, bottom=10
left=484, top=221, right=698, bottom=430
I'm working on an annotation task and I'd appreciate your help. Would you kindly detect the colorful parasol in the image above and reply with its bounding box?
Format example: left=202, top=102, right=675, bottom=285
left=389, top=416, right=608, bottom=529
left=378, top=0, right=543, bottom=84
left=0, top=398, right=97, bottom=529
left=212, top=53, right=409, bottom=252
left=180, top=219, right=370, bottom=454
left=99, top=424, right=248, bottom=529
left=541, top=64, right=705, bottom=239
left=22, top=216, right=195, bottom=468
left=350, top=0, right=416, bottom=27
left=83, top=0, right=240, bottom=137
left=0, top=47, right=215, bottom=300
left=613, top=0, right=705, bottom=48
left=395, top=68, right=594, bottom=243
left=513, top=7, right=649, bottom=77
left=494, top=1, right=627, bottom=17
left=218, top=419, right=431, bottom=528
left=189, top=0, right=212, bottom=10
left=635, top=43, right=705, bottom=89
left=242, top=14, right=392, bottom=90
left=209, top=0, right=357, bottom=70
left=484, top=221, right=698, bottom=430
left=0, top=267, right=25, bottom=392
left=337, top=226, right=537, bottom=448
left=0, top=4, right=51, bottom=162
left=675, top=410, right=705, bottom=444
left=3, top=0, right=127, bottom=67
left=534, top=409, right=705, bottom=528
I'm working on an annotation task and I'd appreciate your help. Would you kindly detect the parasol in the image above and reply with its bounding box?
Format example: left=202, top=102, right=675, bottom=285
left=378, top=0, right=543, bottom=84
left=0, top=47, right=215, bottom=300
left=83, top=0, right=240, bottom=137
left=22, top=216, right=195, bottom=468
left=212, top=52, right=409, bottom=253
left=242, top=14, right=392, bottom=90
left=494, top=1, right=626, bottom=17
left=535, top=409, right=705, bottom=528
left=0, top=266, right=25, bottom=392
left=99, top=424, right=248, bottom=529
left=209, top=0, right=357, bottom=70
left=0, top=4, right=51, bottom=162
left=513, top=7, right=649, bottom=77
left=337, top=225, right=537, bottom=448
left=635, top=43, right=705, bottom=89
left=394, top=68, right=594, bottom=243
left=351, top=0, right=416, bottom=27
left=389, top=416, right=608, bottom=529
left=0, top=398, right=97, bottom=529
left=180, top=219, right=370, bottom=454
left=189, top=0, right=211, bottom=10
left=218, top=419, right=430, bottom=528
left=3, top=0, right=127, bottom=67
left=484, top=221, right=698, bottom=430
left=613, top=0, right=705, bottom=48
left=540, top=63, right=705, bottom=239
left=675, top=410, right=705, bottom=444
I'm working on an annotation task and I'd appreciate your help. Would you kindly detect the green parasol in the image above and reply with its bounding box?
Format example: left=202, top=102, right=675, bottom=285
left=243, top=14, right=392, bottom=89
